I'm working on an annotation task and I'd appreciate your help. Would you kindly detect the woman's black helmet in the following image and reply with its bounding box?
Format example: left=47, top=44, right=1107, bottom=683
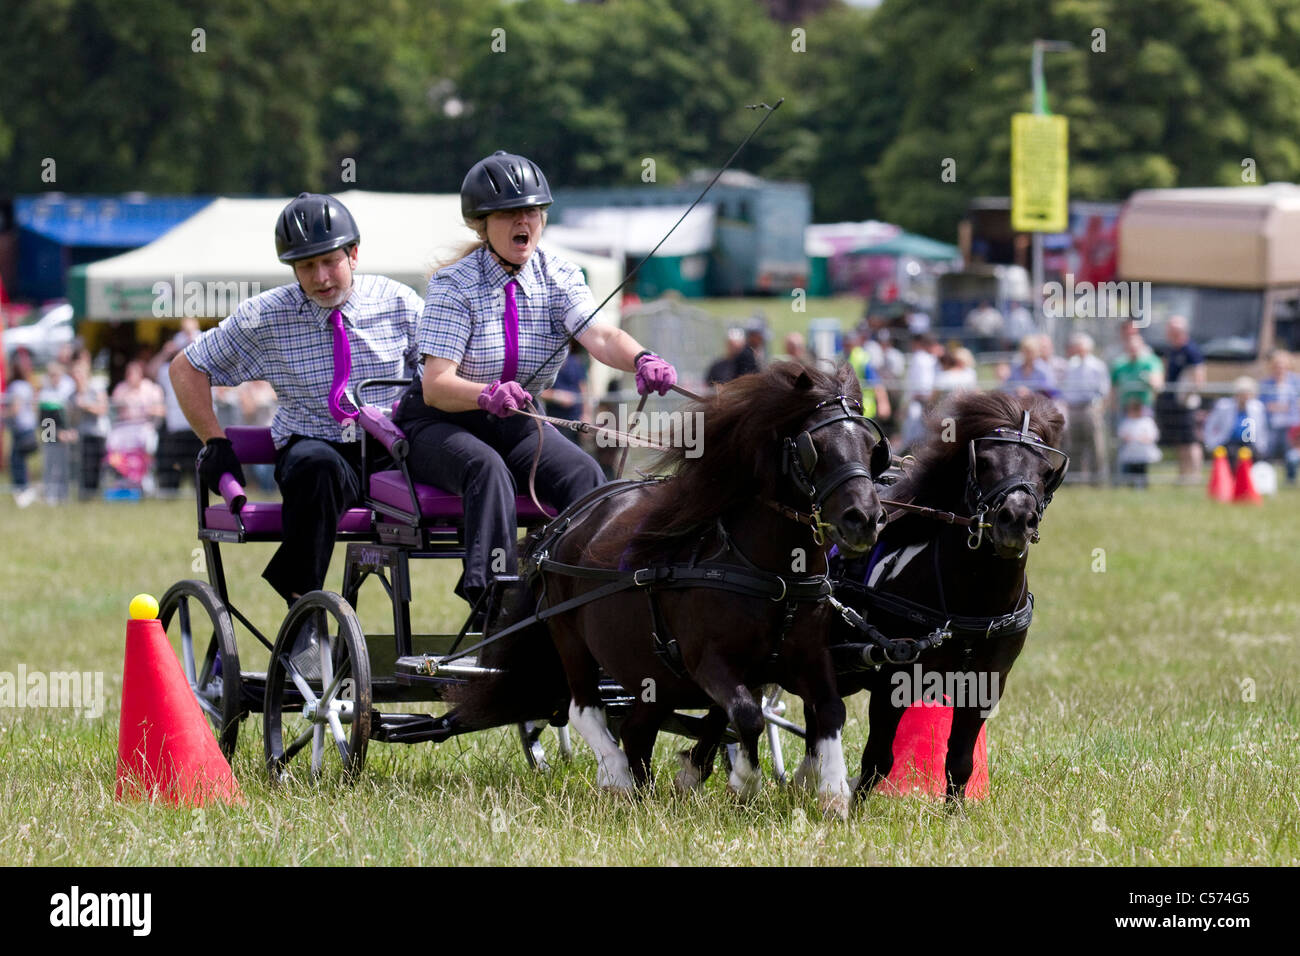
left=461, top=151, right=553, bottom=220
left=275, top=192, right=361, bottom=263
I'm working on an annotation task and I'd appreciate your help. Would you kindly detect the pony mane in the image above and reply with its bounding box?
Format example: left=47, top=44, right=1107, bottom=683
left=885, top=390, right=1065, bottom=537
left=600, top=361, right=862, bottom=565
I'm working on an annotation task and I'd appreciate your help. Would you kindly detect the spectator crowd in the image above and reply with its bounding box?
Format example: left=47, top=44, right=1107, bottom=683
left=703, top=305, right=1300, bottom=491
left=4, top=318, right=281, bottom=506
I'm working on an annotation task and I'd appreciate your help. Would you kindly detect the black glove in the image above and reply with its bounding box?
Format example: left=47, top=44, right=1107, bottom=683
left=197, top=437, right=246, bottom=493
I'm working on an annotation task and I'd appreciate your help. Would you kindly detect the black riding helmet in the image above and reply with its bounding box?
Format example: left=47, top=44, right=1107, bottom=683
left=461, top=151, right=553, bottom=220
left=275, top=192, right=361, bottom=263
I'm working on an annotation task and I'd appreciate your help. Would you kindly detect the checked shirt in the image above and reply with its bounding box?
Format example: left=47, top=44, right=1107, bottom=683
left=184, top=274, right=423, bottom=448
left=418, top=245, right=600, bottom=392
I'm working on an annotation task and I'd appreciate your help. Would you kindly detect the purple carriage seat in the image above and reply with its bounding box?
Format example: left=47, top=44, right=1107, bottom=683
left=201, top=426, right=374, bottom=535
left=367, top=470, right=553, bottom=523
left=354, top=405, right=553, bottom=523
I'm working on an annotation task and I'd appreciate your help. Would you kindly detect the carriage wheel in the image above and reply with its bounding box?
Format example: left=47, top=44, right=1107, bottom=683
left=158, top=580, right=242, bottom=758
left=763, top=686, right=790, bottom=784
left=263, top=591, right=371, bottom=783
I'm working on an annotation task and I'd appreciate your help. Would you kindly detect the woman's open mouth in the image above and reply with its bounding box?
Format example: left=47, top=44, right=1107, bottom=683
left=512, top=231, right=531, bottom=250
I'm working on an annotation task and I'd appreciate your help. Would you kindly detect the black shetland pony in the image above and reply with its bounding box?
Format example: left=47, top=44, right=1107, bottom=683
left=824, top=389, right=1067, bottom=803
left=454, top=363, right=888, bottom=818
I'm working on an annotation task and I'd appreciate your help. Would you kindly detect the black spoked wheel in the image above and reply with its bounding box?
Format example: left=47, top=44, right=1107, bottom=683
left=263, top=591, right=371, bottom=784
left=158, top=580, right=242, bottom=758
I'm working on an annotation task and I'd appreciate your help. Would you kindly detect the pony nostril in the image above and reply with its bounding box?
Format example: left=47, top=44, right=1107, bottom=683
left=841, top=507, right=868, bottom=535
left=996, top=507, right=1031, bottom=531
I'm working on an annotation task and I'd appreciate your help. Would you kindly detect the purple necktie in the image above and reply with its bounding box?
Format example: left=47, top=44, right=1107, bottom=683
left=501, top=279, right=519, bottom=383
left=328, top=308, right=356, bottom=423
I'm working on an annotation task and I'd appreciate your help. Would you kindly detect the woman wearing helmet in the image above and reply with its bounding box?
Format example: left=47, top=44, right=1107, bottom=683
left=393, top=151, right=677, bottom=612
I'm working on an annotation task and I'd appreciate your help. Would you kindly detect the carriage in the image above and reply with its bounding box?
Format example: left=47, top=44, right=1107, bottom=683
left=159, top=366, right=1067, bottom=810
left=159, top=375, right=811, bottom=783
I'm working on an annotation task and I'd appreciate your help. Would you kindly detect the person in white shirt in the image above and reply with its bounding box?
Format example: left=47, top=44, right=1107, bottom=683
left=900, top=334, right=938, bottom=450
left=1204, top=376, right=1269, bottom=460
left=964, top=300, right=1003, bottom=350
left=1060, top=332, right=1111, bottom=484
left=1116, top=398, right=1161, bottom=488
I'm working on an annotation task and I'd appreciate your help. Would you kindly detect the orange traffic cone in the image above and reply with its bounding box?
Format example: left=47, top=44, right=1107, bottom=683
left=115, top=594, right=244, bottom=806
left=1232, top=448, right=1261, bottom=505
left=1207, top=446, right=1234, bottom=502
left=874, top=698, right=990, bottom=800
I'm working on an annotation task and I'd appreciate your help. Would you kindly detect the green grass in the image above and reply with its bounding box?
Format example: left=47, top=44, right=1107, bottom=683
left=1, top=486, right=1298, bottom=865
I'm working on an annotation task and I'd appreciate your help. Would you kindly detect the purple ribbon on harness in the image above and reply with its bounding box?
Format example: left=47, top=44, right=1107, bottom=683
left=501, top=279, right=519, bottom=383
left=327, top=308, right=356, bottom=424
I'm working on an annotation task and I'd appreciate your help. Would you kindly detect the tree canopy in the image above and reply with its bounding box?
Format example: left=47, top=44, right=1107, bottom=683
left=5, top=0, right=1300, bottom=240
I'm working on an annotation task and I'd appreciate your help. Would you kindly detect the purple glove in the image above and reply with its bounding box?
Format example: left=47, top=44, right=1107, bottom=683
left=635, top=353, right=677, bottom=396
left=477, top=380, right=533, bottom=417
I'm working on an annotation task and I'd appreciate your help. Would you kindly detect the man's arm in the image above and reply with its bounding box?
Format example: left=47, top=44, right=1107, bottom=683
left=169, top=353, right=224, bottom=442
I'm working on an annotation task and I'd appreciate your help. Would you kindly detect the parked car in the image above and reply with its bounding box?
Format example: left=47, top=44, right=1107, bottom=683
left=3, top=302, right=75, bottom=365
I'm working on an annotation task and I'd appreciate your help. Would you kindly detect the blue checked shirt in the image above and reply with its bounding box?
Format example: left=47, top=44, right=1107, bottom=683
left=418, top=245, right=600, bottom=392
left=184, top=274, right=423, bottom=448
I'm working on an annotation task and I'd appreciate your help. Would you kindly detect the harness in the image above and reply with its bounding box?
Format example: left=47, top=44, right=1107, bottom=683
left=769, top=395, right=891, bottom=545
left=962, top=411, right=1068, bottom=550
left=426, top=395, right=885, bottom=679
left=828, top=410, right=1063, bottom=668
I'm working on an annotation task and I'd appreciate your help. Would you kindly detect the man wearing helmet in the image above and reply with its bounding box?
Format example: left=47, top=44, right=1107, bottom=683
left=393, top=150, right=677, bottom=614
left=170, top=192, right=423, bottom=609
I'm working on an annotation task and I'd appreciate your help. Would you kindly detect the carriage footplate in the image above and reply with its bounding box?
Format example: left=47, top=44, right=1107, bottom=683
left=371, top=710, right=459, bottom=744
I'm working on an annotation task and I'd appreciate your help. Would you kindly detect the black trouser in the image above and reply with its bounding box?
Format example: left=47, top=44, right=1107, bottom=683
left=79, top=434, right=105, bottom=493
left=157, top=427, right=205, bottom=490
left=1120, top=462, right=1149, bottom=488
left=399, top=407, right=606, bottom=601
left=262, top=436, right=391, bottom=601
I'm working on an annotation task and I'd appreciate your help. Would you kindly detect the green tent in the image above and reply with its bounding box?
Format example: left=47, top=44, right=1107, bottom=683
left=854, top=231, right=960, bottom=261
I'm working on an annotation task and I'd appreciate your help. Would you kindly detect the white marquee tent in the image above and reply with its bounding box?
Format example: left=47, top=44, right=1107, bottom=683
left=67, top=190, right=623, bottom=324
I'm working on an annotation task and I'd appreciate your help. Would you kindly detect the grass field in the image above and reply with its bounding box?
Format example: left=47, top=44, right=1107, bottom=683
left=1, top=484, right=1297, bottom=866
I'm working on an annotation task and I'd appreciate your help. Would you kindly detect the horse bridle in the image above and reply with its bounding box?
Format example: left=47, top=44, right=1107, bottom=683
left=963, top=411, right=1069, bottom=550
left=773, top=395, right=890, bottom=545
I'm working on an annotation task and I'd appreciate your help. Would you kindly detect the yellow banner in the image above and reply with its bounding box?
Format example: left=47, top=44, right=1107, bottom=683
left=1011, top=113, right=1068, bottom=233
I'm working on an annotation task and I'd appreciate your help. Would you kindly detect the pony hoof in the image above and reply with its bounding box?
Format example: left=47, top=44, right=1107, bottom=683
left=597, top=767, right=636, bottom=793
left=819, top=792, right=850, bottom=822
left=674, top=753, right=704, bottom=793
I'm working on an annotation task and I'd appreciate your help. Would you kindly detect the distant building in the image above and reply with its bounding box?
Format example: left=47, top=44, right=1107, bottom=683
left=552, top=170, right=811, bottom=296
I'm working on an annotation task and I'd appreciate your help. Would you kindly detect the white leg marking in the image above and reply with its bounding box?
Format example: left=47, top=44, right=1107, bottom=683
left=866, top=542, right=927, bottom=588
left=569, top=702, right=634, bottom=791
left=673, top=751, right=704, bottom=792
left=727, top=747, right=763, bottom=801
left=816, top=730, right=850, bottom=820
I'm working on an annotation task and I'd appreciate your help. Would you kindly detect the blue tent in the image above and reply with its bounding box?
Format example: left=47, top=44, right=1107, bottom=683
left=16, top=195, right=211, bottom=300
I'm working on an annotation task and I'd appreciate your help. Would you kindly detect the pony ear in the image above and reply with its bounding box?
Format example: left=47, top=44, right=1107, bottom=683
left=794, top=370, right=814, bottom=390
